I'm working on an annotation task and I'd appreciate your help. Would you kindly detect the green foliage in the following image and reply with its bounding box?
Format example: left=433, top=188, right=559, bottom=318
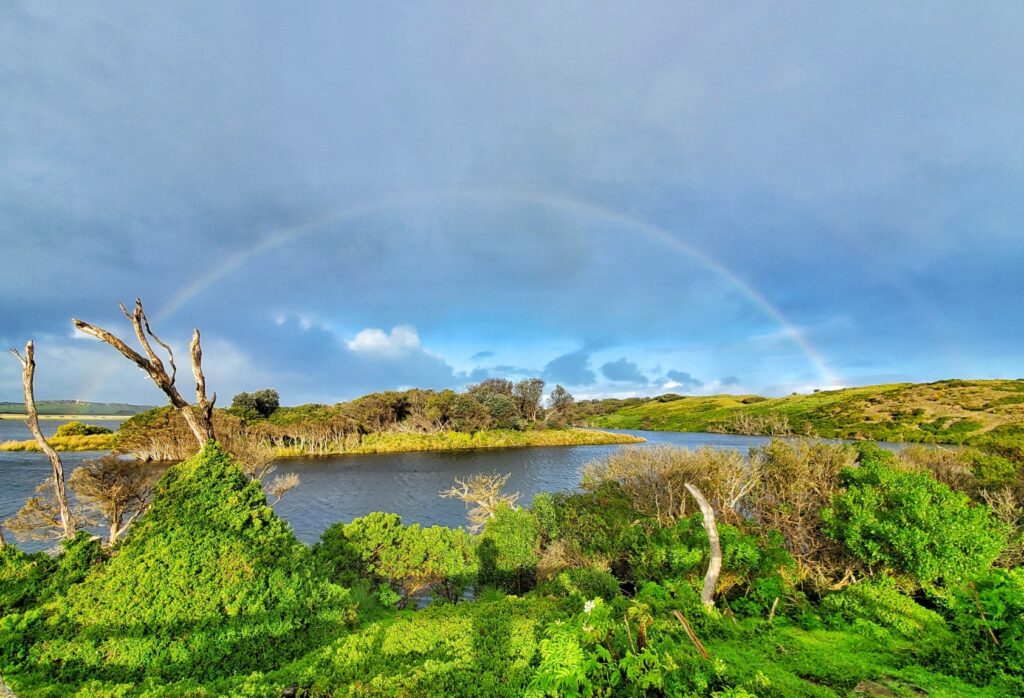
left=942, top=568, right=1024, bottom=688
left=0, top=533, right=103, bottom=614
left=479, top=392, right=523, bottom=430
left=823, top=456, right=1007, bottom=586
left=820, top=577, right=949, bottom=643
left=53, top=421, right=113, bottom=437
left=0, top=443, right=355, bottom=690
left=426, top=390, right=492, bottom=432
left=314, top=512, right=476, bottom=603
left=478, top=505, right=540, bottom=593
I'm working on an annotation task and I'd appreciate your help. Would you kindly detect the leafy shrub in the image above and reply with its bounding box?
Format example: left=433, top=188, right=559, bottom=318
left=823, top=457, right=1007, bottom=586
left=820, top=577, right=949, bottom=642
left=314, top=512, right=476, bottom=603
left=478, top=505, right=540, bottom=593
left=54, top=421, right=113, bottom=437
left=0, top=443, right=355, bottom=690
left=942, top=568, right=1024, bottom=688
left=540, top=568, right=620, bottom=609
left=0, top=532, right=102, bottom=614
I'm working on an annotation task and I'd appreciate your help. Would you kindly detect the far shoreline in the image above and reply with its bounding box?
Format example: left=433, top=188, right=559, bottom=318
left=0, top=414, right=128, bottom=421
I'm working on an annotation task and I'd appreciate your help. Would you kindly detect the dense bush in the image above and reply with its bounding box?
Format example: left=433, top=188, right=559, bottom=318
left=0, top=443, right=355, bottom=690
left=823, top=453, right=1007, bottom=586
left=0, top=532, right=103, bottom=614
left=314, top=512, right=477, bottom=603
left=478, top=505, right=540, bottom=593
left=53, top=421, right=113, bottom=437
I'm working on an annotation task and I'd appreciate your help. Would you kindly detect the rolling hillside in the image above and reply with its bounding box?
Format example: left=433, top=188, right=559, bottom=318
left=588, top=379, right=1024, bottom=445
left=0, top=400, right=154, bottom=417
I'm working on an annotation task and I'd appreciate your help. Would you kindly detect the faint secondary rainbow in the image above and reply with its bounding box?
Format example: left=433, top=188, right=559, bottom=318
left=78, top=188, right=841, bottom=400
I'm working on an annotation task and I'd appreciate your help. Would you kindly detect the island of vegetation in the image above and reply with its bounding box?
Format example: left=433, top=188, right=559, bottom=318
left=2, top=301, right=1022, bottom=696
left=583, top=378, right=1024, bottom=446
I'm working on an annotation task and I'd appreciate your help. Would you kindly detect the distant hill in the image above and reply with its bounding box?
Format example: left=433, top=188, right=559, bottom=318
left=0, top=400, right=155, bottom=417
left=587, top=379, right=1024, bottom=445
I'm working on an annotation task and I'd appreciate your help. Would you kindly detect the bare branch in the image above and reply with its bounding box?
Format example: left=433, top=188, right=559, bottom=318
left=73, top=299, right=215, bottom=447
left=685, top=483, right=721, bottom=608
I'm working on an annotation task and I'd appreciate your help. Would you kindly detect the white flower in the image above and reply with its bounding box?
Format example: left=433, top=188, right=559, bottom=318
left=584, top=599, right=596, bottom=614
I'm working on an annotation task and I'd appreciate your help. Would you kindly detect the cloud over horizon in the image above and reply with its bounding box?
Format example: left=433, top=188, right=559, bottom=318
left=2, top=2, right=1023, bottom=403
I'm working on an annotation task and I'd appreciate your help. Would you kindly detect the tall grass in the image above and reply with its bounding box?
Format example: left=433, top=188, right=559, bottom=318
left=0, top=434, right=115, bottom=452
left=273, top=428, right=643, bottom=457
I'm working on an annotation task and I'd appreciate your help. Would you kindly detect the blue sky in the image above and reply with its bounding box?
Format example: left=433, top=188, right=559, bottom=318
left=2, top=2, right=1023, bottom=406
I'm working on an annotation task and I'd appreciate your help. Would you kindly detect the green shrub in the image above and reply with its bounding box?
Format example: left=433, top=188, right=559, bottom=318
left=942, top=568, right=1024, bottom=688
left=540, top=568, right=620, bottom=609
left=0, top=443, right=355, bottom=690
left=314, top=512, right=476, bottom=603
left=0, top=532, right=103, bottom=614
left=478, top=505, right=540, bottom=593
left=821, top=577, right=949, bottom=642
left=53, top=421, right=113, bottom=437
left=823, top=458, right=1007, bottom=586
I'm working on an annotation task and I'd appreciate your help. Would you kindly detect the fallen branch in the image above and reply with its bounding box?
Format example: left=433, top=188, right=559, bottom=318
left=685, top=483, right=721, bottom=607
left=673, top=610, right=709, bottom=660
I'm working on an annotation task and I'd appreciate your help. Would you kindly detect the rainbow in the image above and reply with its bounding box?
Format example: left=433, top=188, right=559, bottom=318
left=78, top=188, right=841, bottom=399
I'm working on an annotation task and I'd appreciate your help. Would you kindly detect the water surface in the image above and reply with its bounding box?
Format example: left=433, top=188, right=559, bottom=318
left=0, top=426, right=895, bottom=551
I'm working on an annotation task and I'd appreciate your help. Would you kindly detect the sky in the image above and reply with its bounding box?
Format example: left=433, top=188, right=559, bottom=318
left=1, top=2, right=1023, bottom=406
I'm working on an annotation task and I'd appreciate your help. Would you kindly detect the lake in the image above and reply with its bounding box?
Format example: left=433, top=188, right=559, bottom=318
left=0, top=419, right=894, bottom=552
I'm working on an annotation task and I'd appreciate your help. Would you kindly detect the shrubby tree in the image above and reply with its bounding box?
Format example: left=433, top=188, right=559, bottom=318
left=514, top=378, right=545, bottom=421
left=426, top=390, right=492, bottom=432
left=68, top=455, right=162, bottom=545
left=54, top=421, right=113, bottom=437
left=229, top=389, right=280, bottom=420
left=545, top=384, right=575, bottom=426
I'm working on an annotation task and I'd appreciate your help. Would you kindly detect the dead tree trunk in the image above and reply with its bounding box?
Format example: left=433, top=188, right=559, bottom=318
left=685, top=483, right=721, bottom=608
left=9, top=340, right=76, bottom=540
left=73, top=298, right=215, bottom=448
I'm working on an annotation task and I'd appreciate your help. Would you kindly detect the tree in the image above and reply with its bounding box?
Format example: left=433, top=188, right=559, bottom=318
left=545, top=384, right=575, bottom=426
left=513, top=378, right=545, bottom=422
left=68, top=455, right=162, bottom=545
left=426, top=390, right=492, bottom=432
left=230, top=389, right=280, bottom=420
left=441, top=471, right=520, bottom=532
left=468, top=378, right=514, bottom=400
left=8, top=340, right=76, bottom=540
left=73, top=298, right=216, bottom=448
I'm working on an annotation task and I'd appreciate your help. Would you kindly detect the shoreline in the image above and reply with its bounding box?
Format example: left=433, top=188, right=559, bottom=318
left=0, top=414, right=129, bottom=421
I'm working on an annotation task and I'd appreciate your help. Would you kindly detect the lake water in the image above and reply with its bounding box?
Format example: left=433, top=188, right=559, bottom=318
left=0, top=420, right=894, bottom=552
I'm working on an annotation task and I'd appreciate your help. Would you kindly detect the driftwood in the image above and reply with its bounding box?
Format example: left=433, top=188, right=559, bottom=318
left=8, top=340, right=76, bottom=540
left=73, top=298, right=215, bottom=447
left=685, top=483, right=721, bottom=608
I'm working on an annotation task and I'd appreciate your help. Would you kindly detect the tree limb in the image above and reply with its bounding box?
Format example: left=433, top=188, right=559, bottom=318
left=9, top=340, right=76, bottom=540
left=685, top=483, right=721, bottom=608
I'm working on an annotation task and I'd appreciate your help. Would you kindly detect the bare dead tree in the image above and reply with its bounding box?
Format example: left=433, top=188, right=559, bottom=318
left=68, top=455, right=162, bottom=546
left=8, top=340, right=76, bottom=540
left=684, top=483, right=721, bottom=608
left=441, top=472, right=520, bottom=532
left=73, top=298, right=215, bottom=447
left=266, top=472, right=301, bottom=506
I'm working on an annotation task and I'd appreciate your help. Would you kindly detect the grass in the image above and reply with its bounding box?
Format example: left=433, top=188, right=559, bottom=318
left=0, top=434, right=116, bottom=452
left=273, top=428, right=644, bottom=457
left=589, top=379, right=1024, bottom=445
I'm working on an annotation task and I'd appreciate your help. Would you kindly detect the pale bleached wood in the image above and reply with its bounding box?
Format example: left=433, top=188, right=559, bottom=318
left=73, top=298, right=215, bottom=447
left=8, top=340, right=76, bottom=540
left=685, top=483, right=722, bottom=608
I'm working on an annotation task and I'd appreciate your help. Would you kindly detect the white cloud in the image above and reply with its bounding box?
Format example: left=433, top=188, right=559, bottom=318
left=346, top=325, right=422, bottom=358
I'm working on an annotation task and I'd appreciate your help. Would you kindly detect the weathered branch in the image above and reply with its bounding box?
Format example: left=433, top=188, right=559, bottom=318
left=9, top=341, right=76, bottom=540
left=685, top=483, right=721, bottom=608
left=73, top=299, right=215, bottom=447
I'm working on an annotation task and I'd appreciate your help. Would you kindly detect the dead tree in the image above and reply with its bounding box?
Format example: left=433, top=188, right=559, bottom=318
left=441, top=472, right=520, bottom=532
left=73, top=298, right=215, bottom=447
left=8, top=340, right=76, bottom=540
left=685, top=483, right=721, bottom=608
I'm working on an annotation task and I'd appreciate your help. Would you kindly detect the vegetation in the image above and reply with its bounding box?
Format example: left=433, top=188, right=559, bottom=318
left=53, top=422, right=113, bottom=437
left=1, top=436, right=1021, bottom=695
left=0, top=401, right=152, bottom=417
left=0, top=433, right=116, bottom=452
left=587, top=378, right=1024, bottom=445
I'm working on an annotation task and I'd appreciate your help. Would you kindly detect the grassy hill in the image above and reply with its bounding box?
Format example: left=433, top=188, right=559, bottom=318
left=0, top=399, right=154, bottom=416
left=588, top=379, right=1024, bottom=445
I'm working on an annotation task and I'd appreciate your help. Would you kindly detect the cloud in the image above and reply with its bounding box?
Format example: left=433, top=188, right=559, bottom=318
left=346, top=325, right=422, bottom=358
left=470, top=350, right=495, bottom=361
left=601, top=357, right=647, bottom=383
left=720, top=375, right=741, bottom=386
left=542, top=349, right=596, bottom=386
left=665, top=370, right=704, bottom=389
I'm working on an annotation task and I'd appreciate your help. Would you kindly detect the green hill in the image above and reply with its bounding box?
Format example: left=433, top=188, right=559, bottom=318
left=588, top=379, right=1024, bottom=445
left=0, top=400, right=154, bottom=416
